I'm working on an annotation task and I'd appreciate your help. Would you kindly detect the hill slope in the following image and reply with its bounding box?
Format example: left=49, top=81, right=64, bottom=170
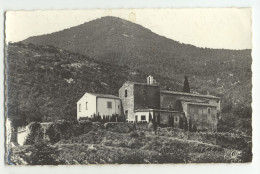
left=22, top=16, right=252, bottom=107
left=6, top=43, right=180, bottom=126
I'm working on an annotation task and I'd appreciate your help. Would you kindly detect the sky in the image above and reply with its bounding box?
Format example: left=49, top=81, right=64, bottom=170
left=5, top=8, right=252, bottom=50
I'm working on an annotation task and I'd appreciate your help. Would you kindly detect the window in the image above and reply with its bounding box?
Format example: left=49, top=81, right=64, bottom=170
left=175, top=117, right=179, bottom=122
left=125, top=110, right=128, bottom=119
left=207, top=107, right=211, bottom=114
left=79, top=104, right=81, bottom=112
left=125, top=89, right=128, bottom=97
left=107, top=101, right=112, bottom=108
left=86, top=102, right=88, bottom=110
left=141, top=115, right=146, bottom=120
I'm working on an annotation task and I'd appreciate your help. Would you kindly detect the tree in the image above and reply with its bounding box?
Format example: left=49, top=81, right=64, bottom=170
left=183, top=76, right=190, bottom=93
left=149, top=112, right=152, bottom=122
left=25, top=140, right=62, bottom=165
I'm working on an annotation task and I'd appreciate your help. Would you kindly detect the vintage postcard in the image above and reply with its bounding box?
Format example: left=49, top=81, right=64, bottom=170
left=4, top=8, right=252, bottom=165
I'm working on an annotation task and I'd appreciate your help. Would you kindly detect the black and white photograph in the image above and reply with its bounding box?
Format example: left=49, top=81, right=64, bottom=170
left=4, top=8, right=253, bottom=165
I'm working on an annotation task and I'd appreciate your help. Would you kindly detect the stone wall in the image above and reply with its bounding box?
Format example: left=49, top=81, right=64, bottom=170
left=119, top=82, right=160, bottom=122
left=104, top=122, right=135, bottom=133
left=187, top=104, right=218, bottom=131
left=160, top=112, right=184, bottom=128
left=160, top=92, right=220, bottom=111
left=119, top=83, right=135, bottom=121
left=16, top=121, right=104, bottom=145
left=160, top=92, right=220, bottom=132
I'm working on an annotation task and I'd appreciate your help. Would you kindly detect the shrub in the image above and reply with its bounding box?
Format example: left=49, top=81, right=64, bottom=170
left=24, top=122, right=43, bottom=145
left=79, top=120, right=93, bottom=134
left=119, top=141, right=127, bottom=147
left=127, top=139, right=142, bottom=149
left=129, top=131, right=139, bottom=138
left=24, top=141, right=64, bottom=165
left=103, top=140, right=113, bottom=146
left=105, top=122, right=135, bottom=133
left=115, top=150, right=147, bottom=164
left=239, top=142, right=252, bottom=162
left=139, top=131, right=145, bottom=137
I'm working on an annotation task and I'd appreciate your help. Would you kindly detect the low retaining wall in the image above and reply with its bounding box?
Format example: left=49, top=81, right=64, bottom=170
left=104, top=122, right=136, bottom=133
left=16, top=121, right=105, bottom=145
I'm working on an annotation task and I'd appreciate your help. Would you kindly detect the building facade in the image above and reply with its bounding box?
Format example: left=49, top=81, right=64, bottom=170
left=119, top=81, right=160, bottom=121
left=118, top=76, right=221, bottom=131
left=160, top=90, right=220, bottom=131
left=77, top=93, right=122, bottom=120
left=77, top=76, right=221, bottom=132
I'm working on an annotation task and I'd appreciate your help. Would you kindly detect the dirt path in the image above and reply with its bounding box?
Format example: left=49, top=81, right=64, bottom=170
left=159, top=135, right=219, bottom=147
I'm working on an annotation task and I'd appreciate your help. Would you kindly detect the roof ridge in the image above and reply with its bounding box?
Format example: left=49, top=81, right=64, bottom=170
left=88, top=92, right=120, bottom=99
left=160, top=90, right=219, bottom=99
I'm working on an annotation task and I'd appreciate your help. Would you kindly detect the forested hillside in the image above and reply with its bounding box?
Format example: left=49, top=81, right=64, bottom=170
left=6, top=43, right=180, bottom=127
left=22, top=16, right=252, bottom=109
left=6, top=43, right=252, bottom=135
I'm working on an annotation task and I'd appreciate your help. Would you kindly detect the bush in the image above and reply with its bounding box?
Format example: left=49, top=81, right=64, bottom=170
left=46, top=120, right=97, bottom=143
left=103, top=140, right=113, bottom=146
left=104, top=122, right=135, bottom=133
left=24, top=141, right=64, bottom=165
left=127, top=139, right=142, bottom=149
left=129, top=131, right=139, bottom=138
left=139, top=131, right=145, bottom=137
left=24, top=122, right=43, bottom=145
left=239, top=142, right=252, bottom=162
left=115, top=150, right=148, bottom=164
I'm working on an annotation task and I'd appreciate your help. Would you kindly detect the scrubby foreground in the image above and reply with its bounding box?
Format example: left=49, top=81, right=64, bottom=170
left=8, top=122, right=252, bottom=165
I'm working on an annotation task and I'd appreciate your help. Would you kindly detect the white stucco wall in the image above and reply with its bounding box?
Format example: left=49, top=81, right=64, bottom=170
left=134, top=111, right=153, bottom=122
left=17, top=130, right=27, bottom=146
left=97, top=97, right=122, bottom=116
left=17, top=126, right=30, bottom=146
left=77, top=93, right=97, bottom=119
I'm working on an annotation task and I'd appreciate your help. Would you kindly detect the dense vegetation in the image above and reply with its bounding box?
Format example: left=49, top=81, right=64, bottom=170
left=20, top=16, right=253, bottom=135
left=6, top=43, right=179, bottom=127
left=22, top=16, right=252, bottom=108
left=9, top=121, right=251, bottom=164
left=6, top=16, right=252, bottom=165
left=6, top=42, right=252, bottom=136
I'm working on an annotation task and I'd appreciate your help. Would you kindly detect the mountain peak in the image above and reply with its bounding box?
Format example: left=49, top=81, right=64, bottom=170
left=21, top=17, right=251, bottom=103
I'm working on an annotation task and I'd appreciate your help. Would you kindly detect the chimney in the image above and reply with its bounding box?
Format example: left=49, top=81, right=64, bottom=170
left=147, top=75, right=154, bottom=85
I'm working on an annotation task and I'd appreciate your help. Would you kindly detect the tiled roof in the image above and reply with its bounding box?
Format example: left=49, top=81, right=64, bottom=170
left=124, top=81, right=159, bottom=86
left=160, top=90, right=220, bottom=99
left=181, top=101, right=217, bottom=107
left=89, top=93, right=120, bottom=99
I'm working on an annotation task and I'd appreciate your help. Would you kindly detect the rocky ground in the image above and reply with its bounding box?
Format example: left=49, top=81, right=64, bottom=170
left=8, top=123, right=251, bottom=165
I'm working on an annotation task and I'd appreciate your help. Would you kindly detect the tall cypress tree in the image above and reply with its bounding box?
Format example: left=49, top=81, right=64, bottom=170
left=183, top=76, right=190, bottom=93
